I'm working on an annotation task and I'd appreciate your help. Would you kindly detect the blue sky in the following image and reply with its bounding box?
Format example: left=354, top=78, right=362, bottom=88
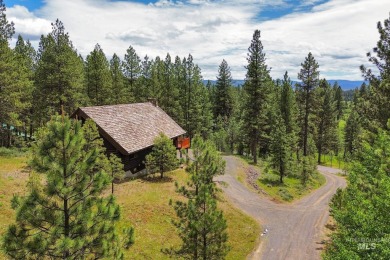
left=3, top=0, right=389, bottom=80
left=4, top=0, right=331, bottom=19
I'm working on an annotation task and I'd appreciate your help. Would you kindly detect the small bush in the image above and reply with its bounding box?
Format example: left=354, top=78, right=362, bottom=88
left=261, top=172, right=280, bottom=184
left=278, top=188, right=293, bottom=201
left=0, top=147, right=27, bottom=157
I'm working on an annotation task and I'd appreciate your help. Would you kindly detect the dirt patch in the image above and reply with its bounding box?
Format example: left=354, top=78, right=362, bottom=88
left=318, top=216, right=337, bottom=252
left=1, top=169, right=30, bottom=180
left=245, top=167, right=269, bottom=196
left=246, top=167, right=260, bottom=190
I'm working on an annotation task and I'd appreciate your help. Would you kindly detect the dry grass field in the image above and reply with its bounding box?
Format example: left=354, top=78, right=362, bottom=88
left=0, top=156, right=259, bottom=259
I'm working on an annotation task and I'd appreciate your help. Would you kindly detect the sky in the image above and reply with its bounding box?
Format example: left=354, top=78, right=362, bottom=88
left=3, top=0, right=390, bottom=80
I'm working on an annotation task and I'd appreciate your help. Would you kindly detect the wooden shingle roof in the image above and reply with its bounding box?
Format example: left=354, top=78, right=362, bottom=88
left=74, top=102, right=185, bottom=155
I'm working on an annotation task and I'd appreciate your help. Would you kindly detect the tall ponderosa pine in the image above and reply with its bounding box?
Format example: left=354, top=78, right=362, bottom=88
left=269, top=112, right=291, bottom=184
left=137, top=55, right=153, bottom=101
left=316, top=79, right=337, bottom=164
left=171, top=136, right=229, bottom=259
left=280, top=72, right=298, bottom=145
left=3, top=115, right=127, bottom=259
left=85, top=44, right=112, bottom=105
left=182, top=54, right=212, bottom=138
left=344, top=109, right=361, bottom=156
left=14, top=35, right=36, bottom=141
left=214, top=59, right=233, bottom=120
left=243, top=29, right=270, bottom=163
left=145, top=133, right=178, bottom=179
left=159, top=54, right=182, bottom=123
left=123, top=45, right=141, bottom=100
left=34, top=20, right=85, bottom=120
left=333, top=82, right=343, bottom=120
left=109, top=53, right=127, bottom=104
left=296, top=52, right=319, bottom=184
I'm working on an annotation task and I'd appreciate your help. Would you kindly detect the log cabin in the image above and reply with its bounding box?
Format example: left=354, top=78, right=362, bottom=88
left=71, top=102, right=190, bottom=176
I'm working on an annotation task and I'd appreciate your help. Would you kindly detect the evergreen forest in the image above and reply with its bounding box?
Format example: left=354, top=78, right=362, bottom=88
left=1, top=0, right=390, bottom=259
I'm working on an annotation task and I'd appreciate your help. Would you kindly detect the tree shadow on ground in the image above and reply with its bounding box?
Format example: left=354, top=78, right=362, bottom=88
left=140, top=175, right=174, bottom=183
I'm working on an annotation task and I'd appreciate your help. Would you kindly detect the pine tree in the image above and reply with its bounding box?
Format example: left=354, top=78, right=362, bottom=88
left=0, top=0, right=14, bottom=42
left=242, top=29, right=270, bottom=164
left=145, top=133, right=178, bottom=178
left=360, top=14, right=390, bottom=130
left=123, top=45, right=141, bottom=100
left=109, top=153, right=125, bottom=194
left=296, top=52, right=319, bottom=184
left=174, top=55, right=186, bottom=127
left=14, top=35, right=36, bottom=141
left=150, top=55, right=163, bottom=100
left=2, top=115, right=127, bottom=259
left=34, top=20, right=85, bottom=121
left=280, top=72, right=299, bottom=152
left=333, top=82, right=343, bottom=120
left=136, top=55, right=153, bottom=102
left=214, top=59, right=233, bottom=120
left=85, top=44, right=112, bottom=105
left=0, top=4, right=31, bottom=147
left=170, top=136, right=229, bottom=259
left=269, top=73, right=297, bottom=183
left=316, top=79, right=337, bottom=164
left=296, top=52, right=319, bottom=156
left=269, top=113, right=291, bottom=184
left=109, top=53, right=127, bottom=104
left=159, top=53, right=182, bottom=122
left=344, top=109, right=361, bottom=156
left=226, top=85, right=242, bottom=153
left=182, top=55, right=212, bottom=137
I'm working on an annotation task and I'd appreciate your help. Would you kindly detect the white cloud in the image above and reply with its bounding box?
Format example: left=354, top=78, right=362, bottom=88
left=7, top=5, right=51, bottom=41
left=5, top=0, right=390, bottom=80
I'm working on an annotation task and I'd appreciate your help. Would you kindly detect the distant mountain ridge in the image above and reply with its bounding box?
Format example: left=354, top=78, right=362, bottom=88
left=204, top=79, right=366, bottom=90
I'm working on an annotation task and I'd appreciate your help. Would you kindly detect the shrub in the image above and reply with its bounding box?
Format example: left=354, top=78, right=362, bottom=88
left=278, top=188, right=293, bottom=201
left=261, top=172, right=280, bottom=184
left=0, top=147, right=27, bottom=157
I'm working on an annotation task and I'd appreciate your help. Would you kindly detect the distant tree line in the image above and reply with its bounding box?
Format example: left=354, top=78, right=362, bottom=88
left=0, top=3, right=347, bottom=185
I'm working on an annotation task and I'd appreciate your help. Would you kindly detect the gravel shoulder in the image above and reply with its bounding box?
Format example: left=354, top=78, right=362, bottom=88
left=215, top=156, right=347, bottom=260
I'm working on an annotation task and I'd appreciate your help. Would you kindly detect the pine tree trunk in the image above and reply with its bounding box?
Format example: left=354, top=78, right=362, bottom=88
left=6, top=124, right=11, bottom=148
left=112, top=171, right=114, bottom=194
left=253, top=141, right=257, bottom=164
left=280, top=161, right=284, bottom=184
left=318, top=145, right=322, bottom=164
left=303, top=92, right=309, bottom=157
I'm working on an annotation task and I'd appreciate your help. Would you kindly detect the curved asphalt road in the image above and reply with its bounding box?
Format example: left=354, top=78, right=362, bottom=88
left=215, top=156, right=346, bottom=260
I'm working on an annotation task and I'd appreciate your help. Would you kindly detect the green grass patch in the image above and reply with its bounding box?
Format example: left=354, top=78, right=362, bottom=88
left=318, top=153, right=346, bottom=169
left=0, top=147, right=28, bottom=158
left=118, top=169, right=260, bottom=259
left=236, top=154, right=264, bottom=167
left=0, top=157, right=259, bottom=259
left=258, top=171, right=326, bottom=202
left=0, top=155, right=29, bottom=254
left=234, top=155, right=326, bottom=202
